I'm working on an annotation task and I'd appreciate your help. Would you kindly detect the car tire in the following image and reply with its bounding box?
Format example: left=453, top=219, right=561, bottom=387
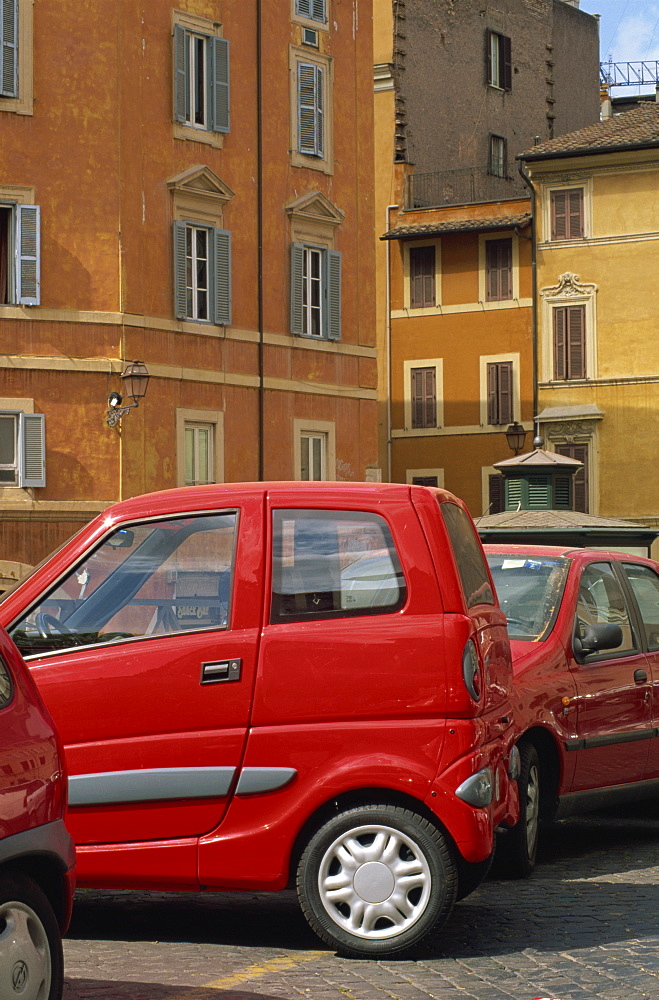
left=455, top=848, right=494, bottom=901
left=296, top=803, right=458, bottom=958
left=0, top=872, right=64, bottom=1000
left=499, top=741, right=541, bottom=878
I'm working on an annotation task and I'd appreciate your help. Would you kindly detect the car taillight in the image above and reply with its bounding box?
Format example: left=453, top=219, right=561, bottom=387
left=462, top=638, right=482, bottom=701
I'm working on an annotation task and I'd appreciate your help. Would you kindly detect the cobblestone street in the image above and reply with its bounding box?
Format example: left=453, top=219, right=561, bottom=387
left=62, top=804, right=659, bottom=1000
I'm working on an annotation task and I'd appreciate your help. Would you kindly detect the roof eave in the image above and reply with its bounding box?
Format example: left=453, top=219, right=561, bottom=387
left=518, top=139, right=659, bottom=164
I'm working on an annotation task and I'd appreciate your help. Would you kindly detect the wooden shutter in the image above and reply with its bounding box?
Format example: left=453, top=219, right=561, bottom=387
left=568, top=189, right=584, bottom=238
left=502, top=35, right=512, bottom=90
left=16, top=205, right=40, bottom=305
left=19, top=413, right=45, bottom=488
left=311, top=0, right=327, bottom=20
left=411, top=368, right=436, bottom=429
left=567, top=305, right=586, bottom=378
left=173, top=221, right=188, bottom=319
left=487, top=361, right=513, bottom=424
left=553, top=307, right=566, bottom=380
left=211, top=37, right=230, bottom=134
left=325, top=250, right=341, bottom=341
left=485, top=29, right=493, bottom=85
left=213, top=228, right=231, bottom=326
left=486, top=363, right=498, bottom=424
left=551, top=191, right=567, bottom=241
left=298, top=63, right=323, bottom=156
left=485, top=239, right=512, bottom=302
left=488, top=474, right=505, bottom=514
left=173, top=24, right=187, bottom=123
left=1, top=0, right=17, bottom=98
left=556, top=442, right=588, bottom=512
left=410, top=246, right=435, bottom=308
left=551, top=188, right=583, bottom=240
left=290, top=243, right=305, bottom=335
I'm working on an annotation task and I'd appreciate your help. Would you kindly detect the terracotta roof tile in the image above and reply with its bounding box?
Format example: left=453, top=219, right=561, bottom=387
left=381, top=213, right=531, bottom=240
left=520, top=104, right=659, bottom=160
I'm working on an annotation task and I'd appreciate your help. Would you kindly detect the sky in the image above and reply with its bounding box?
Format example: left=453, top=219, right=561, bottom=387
left=579, top=0, right=659, bottom=93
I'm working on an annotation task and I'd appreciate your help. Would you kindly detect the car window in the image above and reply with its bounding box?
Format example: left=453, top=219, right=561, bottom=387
left=576, top=562, right=637, bottom=654
left=486, top=553, right=569, bottom=640
left=440, top=502, right=494, bottom=608
left=270, top=510, right=406, bottom=623
left=0, top=656, right=13, bottom=708
left=623, top=563, right=659, bottom=651
left=10, top=513, right=237, bottom=657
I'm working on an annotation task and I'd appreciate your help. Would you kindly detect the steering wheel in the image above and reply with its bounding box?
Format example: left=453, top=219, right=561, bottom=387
left=505, top=616, right=534, bottom=633
left=34, top=612, right=76, bottom=640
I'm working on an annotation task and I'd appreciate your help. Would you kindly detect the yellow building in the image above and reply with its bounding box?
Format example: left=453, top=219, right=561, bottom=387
left=519, top=104, right=659, bottom=544
left=0, top=0, right=376, bottom=580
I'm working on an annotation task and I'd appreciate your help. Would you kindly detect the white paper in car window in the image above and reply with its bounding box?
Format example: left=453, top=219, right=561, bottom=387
left=501, top=559, right=527, bottom=569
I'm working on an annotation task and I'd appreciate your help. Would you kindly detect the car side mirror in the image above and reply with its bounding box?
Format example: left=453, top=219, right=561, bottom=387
left=573, top=622, right=623, bottom=663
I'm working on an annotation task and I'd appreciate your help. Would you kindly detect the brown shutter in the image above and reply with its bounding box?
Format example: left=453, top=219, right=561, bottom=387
left=411, top=367, right=436, bottom=428
left=499, top=239, right=512, bottom=299
left=554, top=307, right=566, bottom=379
left=485, top=242, right=498, bottom=301
left=487, top=363, right=498, bottom=423
left=568, top=189, right=584, bottom=238
left=502, top=35, right=512, bottom=90
left=423, top=367, right=436, bottom=427
left=411, top=368, right=424, bottom=427
left=488, top=473, right=505, bottom=514
left=485, top=29, right=493, bottom=85
left=486, top=239, right=512, bottom=302
left=498, top=361, right=513, bottom=424
left=551, top=191, right=567, bottom=241
left=556, top=442, right=589, bottom=512
left=410, top=246, right=435, bottom=308
left=567, top=305, right=586, bottom=378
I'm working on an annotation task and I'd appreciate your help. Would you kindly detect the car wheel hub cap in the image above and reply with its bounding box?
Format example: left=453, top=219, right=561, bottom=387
left=0, top=902, right=51, bottom=1000
left=353, top=861, right=395, bottom=903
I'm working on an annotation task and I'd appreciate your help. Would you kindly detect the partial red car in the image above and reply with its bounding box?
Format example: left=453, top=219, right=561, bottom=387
left=0, top=625, right=75, bottom=1000
left=485, top=543, right=659, bottom=875
left=0, top=482, right=518, bottom=957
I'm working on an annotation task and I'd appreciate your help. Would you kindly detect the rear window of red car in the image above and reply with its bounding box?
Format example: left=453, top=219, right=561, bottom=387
left=440, top=502, right=494, bottom=608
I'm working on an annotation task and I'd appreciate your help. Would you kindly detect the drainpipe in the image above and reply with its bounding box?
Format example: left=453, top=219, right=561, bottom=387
left=257, top=0, right=265, bottom=480
left=385, top=204, right=398, bottom=483
left=517, top=159, right=538, bottom=430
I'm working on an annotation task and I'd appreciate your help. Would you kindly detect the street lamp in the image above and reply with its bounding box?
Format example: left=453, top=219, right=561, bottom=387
left=505, top=421, right=527, bottom=455
left=106, top=361, right=151, bottom=427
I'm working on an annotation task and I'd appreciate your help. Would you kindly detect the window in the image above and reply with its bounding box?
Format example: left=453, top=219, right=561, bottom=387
left=173, top=22, right=229, bottom=136
left=411, top=367, right=437, bottom=429
left=290, top=243, right=341, bottom=340
left=295, top=0, right=327, bottom=24
left=486, top=30, right=511, bottom=90
left=0, top=203, right=40, bottom=305
left=177, top=409, right=223, bottom=487
left=0, top=412, right=45, bottom=487
left=0, top=0, right=32, bottom=115
left=270, top=510, right=406, bottom=623
left=485, top=238, right=512, bottom=302
left=440, top=502, right=494, bottom=608
left=300, top=431, right=327, bottom=481
left=576, top=563, right=637, bottom=655
left=555, top=442, right=588, bottom=512
left=553, top=305, right=586, bottom=380
left=488, top=135, right=507, bottom=178
left=10, top=514, right=238, bottom=656
left=173, top=222, right=231, bottom=325
left=410, top=246, right=435, bottom=308
left=412, top=476, right=438, bottom=488
left=487, top=361, right=513, bottom=425
left=550, top=188, right=583, bottom=241
left=624, top=563, right=659, bottom=651
left=297, top=62, right=324, bottom=157
left=185, top=422, right=214, bottom=486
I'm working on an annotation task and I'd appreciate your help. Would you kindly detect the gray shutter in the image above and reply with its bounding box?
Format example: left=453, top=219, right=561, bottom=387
left=311, top=0, right=326, bottom=20
left=290, top=243, right=305, bottom=335
left=1, top=0, right=17, bottom=98
left=213, top=227, right=231, bottom=325
left=210, top=37, right=229, bottom=133
left=298, top=63, right=323, bottom=156
left=18, top=413, right=45, bottom=488
left=315, top=64, right=324, bottom=157
left=173, top=24, right=187, bottom=123
left=173, top=221, right=188, bottom=319
left=325, top=249, right=341, bottom=341
left=16, top=205, right=40, bottom=305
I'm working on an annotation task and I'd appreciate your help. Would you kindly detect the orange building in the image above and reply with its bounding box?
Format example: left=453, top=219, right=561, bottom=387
left=0, top=0, right=376, bottom=583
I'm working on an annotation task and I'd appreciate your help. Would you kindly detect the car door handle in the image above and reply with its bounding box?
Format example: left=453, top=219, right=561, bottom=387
left=201, top=659, right=242, bottom=684
left=634, top=668, right=647, bottom=684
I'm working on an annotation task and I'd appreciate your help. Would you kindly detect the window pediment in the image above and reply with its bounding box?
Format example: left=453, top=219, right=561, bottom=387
left=167, top=166, right=234, bottom=206
left=285, top=192, right=344, bottom=227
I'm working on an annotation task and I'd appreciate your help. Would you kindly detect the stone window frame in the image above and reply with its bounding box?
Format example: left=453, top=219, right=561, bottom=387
left=540, top=272, right=597, bottom=383
left=289, top=44, right=333, bottom=174
left=176, top=408, right=224, bottom=487
left=172, top=9, right=228, bottom=149
left=293, top=417, right=336, bottom=481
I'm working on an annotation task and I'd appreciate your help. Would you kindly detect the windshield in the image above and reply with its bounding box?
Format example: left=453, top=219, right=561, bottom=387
left=486, top=552, right=569, bottom=640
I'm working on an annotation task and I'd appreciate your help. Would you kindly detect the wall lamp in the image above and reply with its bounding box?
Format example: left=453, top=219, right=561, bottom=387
left=106, top=361, right=151, bottom=427
left=505, top=421, right=527, bottom=455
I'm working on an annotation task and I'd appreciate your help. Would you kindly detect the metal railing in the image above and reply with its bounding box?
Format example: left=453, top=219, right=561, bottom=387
left=406, top=168, right=522, bottom=209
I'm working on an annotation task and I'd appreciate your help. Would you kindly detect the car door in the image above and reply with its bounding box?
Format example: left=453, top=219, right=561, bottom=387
left=569, top=560, right=652, bottom=792
left=619, top=560, right=659, bottom=779
left=5, top=494, right=264, bottom=851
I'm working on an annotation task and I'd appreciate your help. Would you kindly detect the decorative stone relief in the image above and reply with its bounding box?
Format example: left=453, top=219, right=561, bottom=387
left=540, top=272, right=598, bottom=299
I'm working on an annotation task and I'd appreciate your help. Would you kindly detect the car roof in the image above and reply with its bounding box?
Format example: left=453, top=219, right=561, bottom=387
left=483, top=542, right=658, bottom=569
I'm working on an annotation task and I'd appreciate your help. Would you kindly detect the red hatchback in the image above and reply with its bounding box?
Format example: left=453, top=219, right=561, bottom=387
left=485, top=543, right=659, bottom=875
left=0, top=626, right=75, bottom=1000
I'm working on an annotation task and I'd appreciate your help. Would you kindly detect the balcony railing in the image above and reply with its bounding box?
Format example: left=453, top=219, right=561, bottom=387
left=406, top=168, right=522, bottom=210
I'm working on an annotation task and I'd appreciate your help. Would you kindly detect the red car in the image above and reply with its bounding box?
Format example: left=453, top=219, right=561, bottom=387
left=0, top=482, right=518, bottom=957
left=0, top=625, right=75, bottom=1000
left=485, top=543, right=659, bottom=875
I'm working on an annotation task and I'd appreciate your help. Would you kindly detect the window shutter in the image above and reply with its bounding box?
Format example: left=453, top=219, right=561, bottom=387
left=499, top=240, right=512, bottom=299
left=290, top=243, right=305, bottom=335
left=568, top=189, right=584, bottom=238
left=213, top=228, right=231, bottom=326
left=16, top=205, right=40, bottom=305
left=411, top=369, right=424, bottom=428
left=325, top=249, right=341, bottom=341
left=485, top=242, right=499, bottom=301
left=486, top=362, right=498, bottom=424
left=488, top=473, right=505, bottom=514
left=423, top=368, right=436, bottom=427
left=296, top=0, right=311, bottom=15
left=173, top=222, right=188, bottom=319
left=18, top=413, right=45, bottom=488
left=557, top=442, right=588, bottom=512
left=528, top=475, right=550, bottom=509
left=553, top=307, right=566, bottom=380
left=551, top=191, right=567, bottom=241
left=410, top=246, right=435, bottom=308
left=485, top=29, right=493, bottom=85
left=173, top=24, right=187, bottom=123
left=298, top=63, right=322, bottom=156
left=311, top=0, right=326, bottom=20
left=1, top=0, right=17, bottom=98
left=210, top=37, right=230, bottom=134
left=498, top=361, right=513, bottom=425
left=567, top=305, right=586, bottom=378
left=502, top=35, right=512, bottom=90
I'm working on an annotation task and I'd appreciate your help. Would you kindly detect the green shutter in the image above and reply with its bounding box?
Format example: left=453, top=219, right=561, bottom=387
left=213, top=227, right=231, bottom=326
left=527, top=476, right=550, bottom=509
left=325, top=249, right=341, bottom=341
left=1, top=0, right=17, bottom=98
left=173, top=24, right=187, bottom=123
left=16, top=205, right=40, bottom=305
left=211, top=37, right=230, bottom=133
left=19, top=413, right=45, bottom=488
left=173, top=221, right=188, bottom=319
left=290, top=243, right=305, bottom=335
